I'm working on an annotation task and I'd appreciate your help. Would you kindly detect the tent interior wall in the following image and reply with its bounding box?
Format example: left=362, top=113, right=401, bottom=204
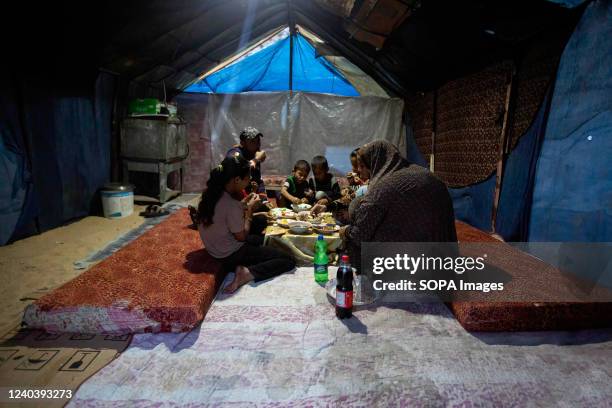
left=2, top=0, right=610, bottom=246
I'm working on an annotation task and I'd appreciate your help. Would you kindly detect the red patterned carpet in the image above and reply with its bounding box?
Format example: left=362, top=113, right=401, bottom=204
left=23, top=209, right=223, bottom=334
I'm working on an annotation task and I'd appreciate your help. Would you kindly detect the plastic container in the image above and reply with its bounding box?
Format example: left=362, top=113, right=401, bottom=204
left=336, top=255, right=353, bottom=319
left=128, top=98, right=159, bottom=115
left=101, top=183, right=134, bottom=219
left=314, top=235, right=329, bottom=283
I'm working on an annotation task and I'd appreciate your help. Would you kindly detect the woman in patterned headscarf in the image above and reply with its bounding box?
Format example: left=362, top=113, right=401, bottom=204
left=339, top=140, right=457, bottom=270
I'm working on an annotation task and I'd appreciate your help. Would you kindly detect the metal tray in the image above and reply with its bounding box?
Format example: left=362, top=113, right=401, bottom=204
left=325, top=274, right=380, bottom=306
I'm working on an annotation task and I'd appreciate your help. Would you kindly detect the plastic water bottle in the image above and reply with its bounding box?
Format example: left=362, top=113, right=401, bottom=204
left=313, top=235, right=329, bottom=283
left=335, top=255, right=353, bottom=319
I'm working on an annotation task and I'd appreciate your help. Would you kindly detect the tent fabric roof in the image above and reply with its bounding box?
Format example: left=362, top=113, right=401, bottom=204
left=8, top=0, right=583, bottom=98
left=298, top=25, right=389, bottom=97
left=184, top=29, right=360, bottom=96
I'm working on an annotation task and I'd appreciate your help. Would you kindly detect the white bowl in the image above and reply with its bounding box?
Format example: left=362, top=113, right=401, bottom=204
left=292, top=203, right=312, bottom=212
left=288, top=220, right=311, bottom=234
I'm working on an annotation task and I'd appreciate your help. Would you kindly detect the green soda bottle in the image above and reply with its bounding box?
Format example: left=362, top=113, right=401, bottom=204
left=314, top=235, right=329, bottom=283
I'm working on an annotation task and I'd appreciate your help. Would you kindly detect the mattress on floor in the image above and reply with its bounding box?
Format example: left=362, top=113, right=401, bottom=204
left=23, top=209, right=224, bottom=334
left=453, top=221, right=612, bottom=331
left=455, top=220, right=500, bottom=243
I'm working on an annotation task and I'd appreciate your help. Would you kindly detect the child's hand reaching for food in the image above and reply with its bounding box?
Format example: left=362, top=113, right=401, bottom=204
left=311, top=203, right=327, bottom=215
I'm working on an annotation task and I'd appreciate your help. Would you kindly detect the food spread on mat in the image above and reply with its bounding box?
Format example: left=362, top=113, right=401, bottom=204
left=268, top=208, right=338, bottom=236
left=277, top=219, right=291, bottom=228
left=292, top=203, right=312, bottom=212
left=297, top=211, right=314, bottom=222
left=270, top=208, right=296, bottom=219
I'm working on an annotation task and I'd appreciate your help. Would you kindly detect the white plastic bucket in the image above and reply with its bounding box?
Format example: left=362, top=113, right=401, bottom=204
left=101, top=183, right=134, bottom=219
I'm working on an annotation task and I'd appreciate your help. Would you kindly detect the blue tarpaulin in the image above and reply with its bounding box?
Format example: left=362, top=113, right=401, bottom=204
left=405, top=1, right=611, bottom=243
left=0, top=118, right=30, bottom=245
left=448, top=175, right=497, bottom=233
left=0, top=72, right=115, bottom=245
left=495, top=92, right=550, bottom=241
left=544, top=0, right=589, bottom=7
left=185, top=33, right=359, bottom=96
left=0, top=74, right=35, bottom=245
left=529, top=0, right=612, bottom=242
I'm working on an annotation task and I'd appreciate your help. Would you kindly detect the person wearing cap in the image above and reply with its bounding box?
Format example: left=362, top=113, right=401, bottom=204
left=226, top=127, right=267, bottom=194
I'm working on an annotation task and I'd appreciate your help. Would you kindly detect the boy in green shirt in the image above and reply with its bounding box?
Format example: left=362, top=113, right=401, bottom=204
left=279, top=160, right=313, bottom=207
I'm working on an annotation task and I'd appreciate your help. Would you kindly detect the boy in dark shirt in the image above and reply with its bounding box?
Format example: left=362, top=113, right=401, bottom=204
left=309, top=155, right=341, bottom=206
left=279, top=160, right=313, bottom=207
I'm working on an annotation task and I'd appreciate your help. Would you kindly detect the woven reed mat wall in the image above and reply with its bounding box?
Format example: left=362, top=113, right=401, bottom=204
left=435, top=61, right=512, bottom=187
left=406, top=33, right=565, bottom=188
left=405, top=91, right=434, bottom=159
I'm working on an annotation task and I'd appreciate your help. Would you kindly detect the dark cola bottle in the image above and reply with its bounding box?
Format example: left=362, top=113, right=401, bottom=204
left=335, top=255, right=353, bottom=319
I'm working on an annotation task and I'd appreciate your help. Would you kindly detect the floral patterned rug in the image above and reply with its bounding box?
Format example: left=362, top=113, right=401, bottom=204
left=68, top=267, right=612, bottom=406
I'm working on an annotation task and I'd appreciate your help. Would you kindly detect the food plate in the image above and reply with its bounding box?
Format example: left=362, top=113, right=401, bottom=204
left=312, top=224, right=340, bottom=235
left=277, top=219, right=291, bottom=228
left=315, top=212, right=335, bottom=224
left=288, top=220, right=311, bottom=234
left=297, top=211, right=315, bottom=222
left=266, top=226, right=286, bottom=236
left=271, top=208, right=296, bottom=219
left=292, top=203, right=312, bottom=212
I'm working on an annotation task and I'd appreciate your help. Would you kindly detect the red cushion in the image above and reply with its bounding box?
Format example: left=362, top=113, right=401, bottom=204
left=452, top=221, right=612, bottom=331
left=23, top=209, right=224, bottom=334
left=449, top=301, right=612, bottom=332
left=455, top=220, right=500, bottom=243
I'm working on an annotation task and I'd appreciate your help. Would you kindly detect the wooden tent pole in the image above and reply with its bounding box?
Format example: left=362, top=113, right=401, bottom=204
left=430, top=90, right=437, bottom=172
left=491, top=64, right=517, bottom=233
left=288, top=0, right=295, bottom=94
left=289, top=32, right=294, bottom=94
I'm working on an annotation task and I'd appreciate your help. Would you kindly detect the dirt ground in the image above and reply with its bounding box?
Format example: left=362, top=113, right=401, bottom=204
left=0, top=195, right=199, bottom=333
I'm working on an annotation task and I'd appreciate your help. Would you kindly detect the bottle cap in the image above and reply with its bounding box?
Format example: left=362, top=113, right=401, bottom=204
left=341, top=255, right=349, bottom=263
left=318, top=235, right=324, bottom=240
